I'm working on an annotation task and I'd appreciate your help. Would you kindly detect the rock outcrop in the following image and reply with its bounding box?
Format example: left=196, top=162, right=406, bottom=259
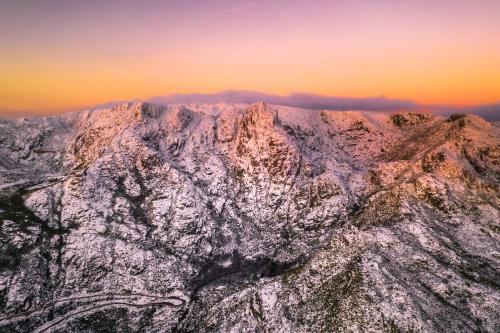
left=0, top=103, right=498, bottom=332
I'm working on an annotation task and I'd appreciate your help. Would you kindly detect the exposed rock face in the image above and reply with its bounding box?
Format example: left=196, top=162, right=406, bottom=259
left=0, top=103, right=498, bottom=332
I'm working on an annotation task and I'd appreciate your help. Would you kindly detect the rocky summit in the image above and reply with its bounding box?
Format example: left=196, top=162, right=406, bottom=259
left=0, top=102, right=498, bottom=332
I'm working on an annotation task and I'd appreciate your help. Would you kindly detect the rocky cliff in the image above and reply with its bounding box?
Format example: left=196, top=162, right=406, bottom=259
left=0, top=102, right=498, bottom=332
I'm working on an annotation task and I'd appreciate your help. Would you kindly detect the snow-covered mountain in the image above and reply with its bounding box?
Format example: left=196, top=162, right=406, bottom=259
left=0, top=102, right=498, bottom=332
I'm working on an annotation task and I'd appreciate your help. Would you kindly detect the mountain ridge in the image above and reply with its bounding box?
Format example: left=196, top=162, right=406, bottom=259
left=0, top=102, right=498, bottom=332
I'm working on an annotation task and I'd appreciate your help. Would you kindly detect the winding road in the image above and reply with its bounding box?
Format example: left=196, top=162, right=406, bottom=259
left=0, top=291, right=186, bottom=332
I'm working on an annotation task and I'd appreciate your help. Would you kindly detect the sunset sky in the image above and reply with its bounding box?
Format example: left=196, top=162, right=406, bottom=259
left=1, top=0, right=500, bottom=115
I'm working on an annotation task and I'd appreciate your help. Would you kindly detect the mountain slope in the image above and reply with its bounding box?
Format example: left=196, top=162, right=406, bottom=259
left=0, top=103, right=498, bottom=332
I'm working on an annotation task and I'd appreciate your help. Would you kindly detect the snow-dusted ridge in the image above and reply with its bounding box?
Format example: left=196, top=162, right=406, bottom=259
left=0, top=102, right=499, bottom=332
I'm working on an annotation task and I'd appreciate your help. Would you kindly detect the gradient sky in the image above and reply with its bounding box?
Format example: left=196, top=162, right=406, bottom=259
left=1, top=0, right=500, bottom=114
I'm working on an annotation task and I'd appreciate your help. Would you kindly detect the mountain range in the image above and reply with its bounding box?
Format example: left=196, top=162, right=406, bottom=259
left=0, top=102, right=498, bottom=332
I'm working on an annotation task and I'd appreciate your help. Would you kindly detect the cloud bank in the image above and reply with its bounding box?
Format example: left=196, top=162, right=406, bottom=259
left=149, top=91, right=419, bottom=111
left=147, top=90, right=499, bottom=121
left=7, top=90, right=494, bottom=121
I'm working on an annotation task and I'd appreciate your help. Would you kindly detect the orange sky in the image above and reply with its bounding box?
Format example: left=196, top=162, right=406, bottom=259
left=1, top=1, right=499, bottom=114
